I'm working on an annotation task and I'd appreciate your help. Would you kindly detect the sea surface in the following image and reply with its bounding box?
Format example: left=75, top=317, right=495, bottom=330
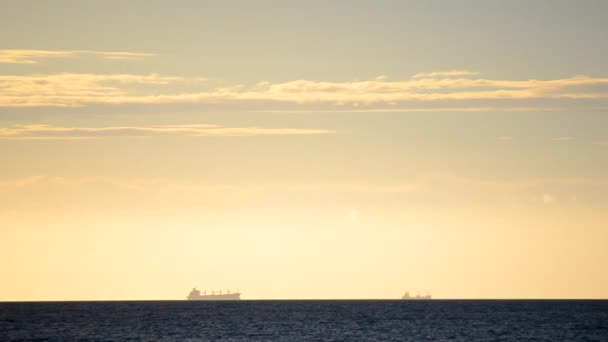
left=1, top=300, right=607, bottom=341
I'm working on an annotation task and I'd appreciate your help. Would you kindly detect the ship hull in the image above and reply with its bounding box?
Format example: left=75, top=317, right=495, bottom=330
left=187, top=293, right=241, bottom=301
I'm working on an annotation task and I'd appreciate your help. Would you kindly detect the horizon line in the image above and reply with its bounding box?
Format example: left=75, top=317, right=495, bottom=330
left=2, top=298, right=607, bottom=303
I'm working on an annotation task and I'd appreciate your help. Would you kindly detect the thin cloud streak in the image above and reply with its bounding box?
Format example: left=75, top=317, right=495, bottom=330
left=0, top=176, right=421, bottom=194
left=252, top=107, right=564, bottom=113
left=1, top=71, right=608, bottom=108
left=0, top=73, right=190, bottom=107
left=0, top=124, right=335, bottom=140
left=411, top=70, right=480, bottom=78
left=2, top=174, right=608, bottom=196
left=0, top=49, right=156, bottom=64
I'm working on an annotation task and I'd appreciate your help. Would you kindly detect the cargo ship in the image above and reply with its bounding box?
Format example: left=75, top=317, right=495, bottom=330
left=401, top=291, right=432, bottom=300
left=187, top=287, right=241, bottom=300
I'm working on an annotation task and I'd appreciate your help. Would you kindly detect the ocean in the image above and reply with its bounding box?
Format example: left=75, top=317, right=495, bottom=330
left=1, top=300, right=607, bottom=341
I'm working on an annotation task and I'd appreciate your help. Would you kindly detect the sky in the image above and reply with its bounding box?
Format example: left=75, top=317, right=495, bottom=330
left=1, top=0, right=607, bottom=300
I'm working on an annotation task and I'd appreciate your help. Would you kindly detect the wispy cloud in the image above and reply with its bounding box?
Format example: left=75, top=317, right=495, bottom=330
left=0, top=49, right=155, bottom=64
left=0, top=73, right=184, bottom=107
left=543, top=193, right=555, bottom=204
left=1, top=70, right=608, bottom=109
left=253, top=107, right=564, bottom=113
left=0, top=124, right=335, bottom=140
left=497, top=136, right=513, bottom=141
left=553, top=137, right=574, bottom=141
left=592, top=141, right=608, bottom=145
left=0, top=175, right=47, bottom=187
left=411, top=70, right=480, bottom=79
left=2, top=174, right=607, bottom=202
left=0, top=176, right=422, bottom=194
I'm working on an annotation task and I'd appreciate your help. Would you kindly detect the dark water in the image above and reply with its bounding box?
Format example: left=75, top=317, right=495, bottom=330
left=1, top=300, right=607, bottom=341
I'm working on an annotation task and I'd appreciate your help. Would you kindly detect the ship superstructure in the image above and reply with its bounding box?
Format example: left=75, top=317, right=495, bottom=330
left=187, top=288, right=241, bottom=300
left=401, top=291, right=432, bottom=300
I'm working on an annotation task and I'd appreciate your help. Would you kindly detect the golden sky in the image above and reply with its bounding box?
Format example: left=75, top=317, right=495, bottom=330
left=1, top=1, right=607, bottom=300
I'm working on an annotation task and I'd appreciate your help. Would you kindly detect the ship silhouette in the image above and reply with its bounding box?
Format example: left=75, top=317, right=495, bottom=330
left=401, top=291, right=432, bottom=300
left=187, top=287, right=241, bottom=300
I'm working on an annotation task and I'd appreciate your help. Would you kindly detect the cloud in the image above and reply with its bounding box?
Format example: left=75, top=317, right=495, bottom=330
left=0, top=124, right=335, bottom=140
left=1, top=71, right=608, bottom=109
left=411, top=70, right=481, bottom=78
left=3, top=173, right=607, bottom=194
left=0, top=176, right=421, bottom=195
left=415, top=173, right=608, bottom=195
left=592, top=141, right=608, bottom=145
left=2, top=174, right=608, bottom=214
left=543, top=193, right=555, bottom=204
left=0, top=49, right=155, bottom=64
left=553, top=137, right=574, bottom=141
left=253, top=106, right=564, bottom=113
left=0, top=73, right=187, bottom=107
left=497, top=136, right=513, bottom=141
left=0, top=176, right=47, bottom=187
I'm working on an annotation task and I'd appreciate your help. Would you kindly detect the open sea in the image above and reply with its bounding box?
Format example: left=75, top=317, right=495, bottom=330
left=1, top=300, right=607, bottom=341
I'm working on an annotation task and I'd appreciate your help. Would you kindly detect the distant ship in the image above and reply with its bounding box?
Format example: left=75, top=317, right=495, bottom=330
left=187, top=288, right=241, bottom=300
left=401, top=291, right=432, bottom=300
